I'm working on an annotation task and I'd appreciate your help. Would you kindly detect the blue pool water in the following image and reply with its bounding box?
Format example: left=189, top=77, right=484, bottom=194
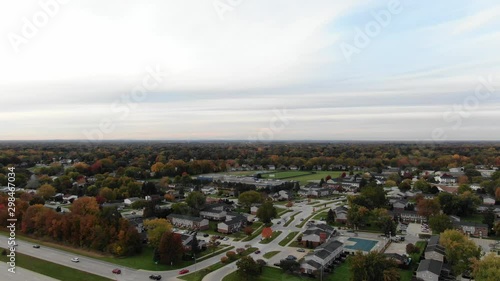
left=344, top=237, right=378, bottom=252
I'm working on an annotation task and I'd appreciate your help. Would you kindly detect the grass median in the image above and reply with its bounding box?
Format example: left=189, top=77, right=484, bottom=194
left=278, top=231, right=299, bottom=247
left=284, top=212, right=300, bottom=227
left=259, top=231, right=282, bottom=244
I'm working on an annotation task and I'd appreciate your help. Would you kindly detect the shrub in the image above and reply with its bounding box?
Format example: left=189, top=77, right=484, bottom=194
left=236, top=248, right=245, bottom=255
left=226, top=251, right=237, bottom=260
left=406, top=243, right=419, bottom=254
left=221, top=256, right=228, bottom=263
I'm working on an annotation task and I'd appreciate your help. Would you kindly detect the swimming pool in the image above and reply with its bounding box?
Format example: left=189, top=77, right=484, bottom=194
left=344, top=237, right=378, bottom=252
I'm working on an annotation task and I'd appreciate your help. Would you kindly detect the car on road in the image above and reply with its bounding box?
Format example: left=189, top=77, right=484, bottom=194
left=222, top=237, right=229, bottom=241
left=277, top=221, right=281, bottom=224
left=71, top=257, right=79, bottom=263
left=149, top=274, right=162, bottom=280
left=254, top=250, right=261, bottom=254
left=112, top=268, right=121, bottom=274
left=300, top=218, right=304, bottom=221
left=286, top=255, right=297, bottom=260
left=33, top=245, right=40, bottom=248
left=179, top=269, right=190, bottom=275
left=297, top=248, right=305, bottom=252
left=203, top=234, right=209, bottom=237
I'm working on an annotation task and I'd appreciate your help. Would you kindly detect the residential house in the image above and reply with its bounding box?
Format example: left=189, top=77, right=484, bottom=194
left=218, top=213, right=246, bottom=234
left=250, top=205, right=260, bottom=215
left=334, top=206, right=348, bottom=223
left=481, top=194, right=496, bottom=205
left=397, top=210, right=427, bottom=223
left=167, top=214, right=209, bottom=230
left=124, top=197, right=141, bottom=206
left=454, top=221, right=488, bottom=237
left=393, top=199, right=409, bottom=211
left=416, top=259, right=443, bottom=281
left=201, top=186, right=217, bottom=195
left=301, top=224, right=336, bottom=247
left=180, top=234, right=206, bottom=251
left=271, top=190, right=293, bottom=201
left=437, top=174, right=457, bottom=185
left=301, top=240, right=344, bottom=274
left=425, top=245, right=446, bottom=262
left=200, top=204, right=227, bottom=221
left=384, top=253, right=411, bottom=268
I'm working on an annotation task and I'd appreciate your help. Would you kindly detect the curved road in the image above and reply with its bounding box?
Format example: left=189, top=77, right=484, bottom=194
left=0, top=198, right=343, bottom=281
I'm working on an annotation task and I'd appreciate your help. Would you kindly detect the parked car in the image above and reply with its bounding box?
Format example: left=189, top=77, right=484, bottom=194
left=33, top=245, right=40, bottom=248
left=273, top=262, right=281, bottom=266
left=222, top=237, right=229, bottom=241
left=149, top=274, right=162, bottom=280
left=254, top=250, right=261, bottom=254
left=112, top=268, right=121, bottom=274
left=297, top=248, right=305, bottom=252
left=277, top=221, right=281, bottom=224
left=286, top=255, right=297, bottom=260
left=203, top=234, right=209, bottom=237
left=179, top=269, right=190, bottom=275
left=71, top=257, right=79, bottom=263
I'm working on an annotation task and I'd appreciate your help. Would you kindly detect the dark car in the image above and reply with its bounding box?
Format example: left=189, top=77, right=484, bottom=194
left=273, top=262, right=281, bottom=267
left=149, top=274, right=162, bottom=280
left=33, top=245, right=40, bottom=248
left=286, top=255, right=297, bottom=260
left=254, top=250, right=261, bottom=254
left=203, top=234, right=209, bottom=237
left=112, top=268, right=121, bottom=274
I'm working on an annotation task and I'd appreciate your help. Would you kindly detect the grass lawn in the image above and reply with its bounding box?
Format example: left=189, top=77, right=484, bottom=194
left=260, top=231, right=282, bottom=244
left=261, top=171, right=312, bottom=179
left=0, top=248, right=112, bottom=281
left=326, top=262, right=350, bottom=281
left=285, top=171, right=345, bottom=185
left=180, top=247, right=258, bottom=281
left=461, top=214, right=485, bottom=223
left=222, top=266, right=306, bottom=281
left=312, top=211, right=328, bottom=221
left=284, top=212, right=300, bottom=227
left=296, top=207, right=329, bottom=228
left=242, top=222, right=265, bottom=242
left=263, top=251, right=280, bottom=259
left=279, top=231, right=299, bottom=246
left=313, top=201, right=336, bottom=207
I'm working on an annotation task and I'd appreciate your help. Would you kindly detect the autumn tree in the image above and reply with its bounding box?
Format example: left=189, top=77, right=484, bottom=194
left=37, top=184, right=56, bottom=199
left=372, top=208, right=396, bottom=235
left=417, top=198, right=441, bottom=219
left=98, top=187, right=116, bottom=202
left=256, top=201, right=277, bottom=224
left=347, top=204, right=369, bottom=230
left=238, top=190, right=263, bottom=209
left=244, top=226, right=253, bottom=235
left=143, top=218, right=173, bottom=249
left=440, top=229, right=481, bottom=274
left=471, top=253, right=500, bottom=281
left=158, top=231, right=184, bottom=265
left=71, top=197, right=99, bottom=216
left=349, top=251, right=400, bottom=281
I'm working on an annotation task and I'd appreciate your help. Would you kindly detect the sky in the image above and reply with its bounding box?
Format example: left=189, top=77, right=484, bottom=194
left=1, top=0, right=500, bottom=142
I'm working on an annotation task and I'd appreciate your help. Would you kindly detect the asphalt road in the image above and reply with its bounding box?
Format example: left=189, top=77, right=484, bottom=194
left=0, top=198, right=344, bottom=281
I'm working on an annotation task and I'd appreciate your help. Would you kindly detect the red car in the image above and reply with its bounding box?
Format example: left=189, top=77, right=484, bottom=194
left=179, top=269, right=189, bottom=275
left=112, top=268, right=121, bottom=274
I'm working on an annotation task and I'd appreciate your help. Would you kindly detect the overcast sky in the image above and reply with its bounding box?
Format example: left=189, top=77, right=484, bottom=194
left=1, top=0, right=499, bottom=142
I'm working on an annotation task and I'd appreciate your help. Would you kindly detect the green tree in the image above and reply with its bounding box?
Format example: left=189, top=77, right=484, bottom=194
left=416, top=198, right=441, bottom=219
left=372, top=208, right=396, bottom=235
left=185, top=191, right=206, bottom=215
left=236, top=256, right=261, bottom=281
left=483, top=207, right=496, bottom=233
left=256, top=201, right=277, bottom=224
left=414, top=179, right=431, bottom=193
left=238, top=190, right=263, bottom=209
left=326, top=209, right=335, bottom=224
left=428, top=214, right=453, bottom=233
left=440, top=229, right=481, bottom=274
left=171, top=202, right=190, bottom=215
left=349, top=251, right=400, bottom=281
left=347, top=204, right=369, bottom=230
left=471, top=253, right=500, bottom=281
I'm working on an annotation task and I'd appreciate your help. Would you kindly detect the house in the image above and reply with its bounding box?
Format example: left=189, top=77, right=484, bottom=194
left=301, top=224, right=336, bottom=247
left=384, top=253, right=411, bottom=268
left=454, top=221, right=488, bottom=237
left=268, top=165, right=275, bottom=170
left=180, top=234, right=206, bottom=251
left=392, top=199, right=409, bottom=210
left=124, top=197, right=141, bottom=206
left=62, top=195, right=78, bottom=204
left=334, top=206, right=348, bottom=223
left=416, top=259, right=443, bottom=281
left=271, top=190, right=293, bottom=201
left=218, top=213, right=246, bottom=234
left=201, top=186, right=217, bottom=195
left=397, top=210, right=427, bottom=223
left=167, top=214, right=209, bottom=230
left=437, top=174, right=457, bottom=185
left=301, top=239, right=343, bottom=274
left=299, top=187, right=331, bottom=198
left=425, top=245, right=446, bottom=262
left=199, top=204, right=227, bottom=221
left=250, top=205, right=260, bottom=215
left=481, top=194, right=496, bottom=205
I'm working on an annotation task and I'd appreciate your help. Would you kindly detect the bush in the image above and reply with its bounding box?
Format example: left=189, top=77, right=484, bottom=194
left=406, top=243, right=419, bottom=254
left=236, top=248, right=245, bottom=255
left=226, top=251, right=237, bottom=260
left=221, top=256, right=229, bottom=263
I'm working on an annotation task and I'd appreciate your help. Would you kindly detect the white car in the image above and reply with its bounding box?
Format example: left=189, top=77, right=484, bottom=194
left=71, top=257, right=80, bottom=263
